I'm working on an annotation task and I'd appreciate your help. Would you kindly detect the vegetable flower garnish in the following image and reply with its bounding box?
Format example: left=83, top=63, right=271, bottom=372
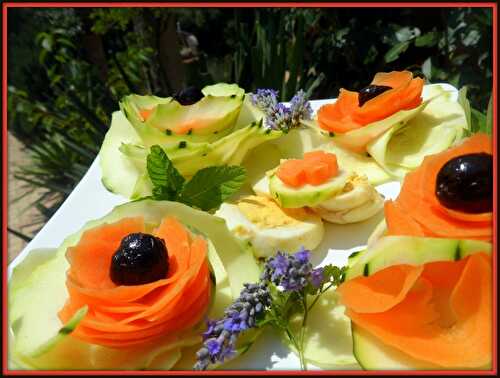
left=194, top=247, right=346, bottom=370
left=317, top=71, right=424, bottom=134
left=251, top=89, right=313, bottom=132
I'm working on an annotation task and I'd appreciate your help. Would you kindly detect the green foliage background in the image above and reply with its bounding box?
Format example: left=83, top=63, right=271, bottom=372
left=7, top=7, right=493, bottom=238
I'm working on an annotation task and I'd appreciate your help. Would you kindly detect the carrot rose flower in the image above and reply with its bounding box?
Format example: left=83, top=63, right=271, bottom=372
left=318, top=71, right=424, bottom=134
left=383, top=133, right=492, bottom=242
left=58, top=216, right=211, bottom=348
left=338, top=251, right=492, bottom=369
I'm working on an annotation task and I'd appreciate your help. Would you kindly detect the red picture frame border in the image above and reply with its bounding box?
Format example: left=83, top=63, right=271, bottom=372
left=2, top=2, right=497, bottom=375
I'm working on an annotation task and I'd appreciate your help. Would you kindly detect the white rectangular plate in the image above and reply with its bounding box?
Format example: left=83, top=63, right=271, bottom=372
left=8, top=99, right=401, bottom=371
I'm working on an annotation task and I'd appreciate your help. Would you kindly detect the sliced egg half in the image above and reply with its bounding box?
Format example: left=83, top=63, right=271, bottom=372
left=252, top=173, right=273, bottom=198
left=215, top=195, right=324, bottom=258
left=313, top=173, right=384, bottom=224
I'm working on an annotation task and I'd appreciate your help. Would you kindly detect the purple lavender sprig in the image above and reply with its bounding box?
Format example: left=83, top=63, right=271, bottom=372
left=265, top=103, right=293, bottom=131
left=261, top=248, right=323, bottom=292
left=193, top=283, right=271, bottom=371
left=251, top=88, right=312, bottom=131
left=193, top=248, right=345, bottom=370
left=290, top=90, right=313, bottom=123
left=251, top=88, right=278, bottom=110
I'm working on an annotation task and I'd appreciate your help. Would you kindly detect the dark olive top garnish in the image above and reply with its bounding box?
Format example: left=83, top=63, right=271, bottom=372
left=173, top=86, right=204, bottom=106
left=358, top=85, right=393, bottom=107
left=110, top=233, right=169, bottom=286
left=435, top=153, right=493, bottom=214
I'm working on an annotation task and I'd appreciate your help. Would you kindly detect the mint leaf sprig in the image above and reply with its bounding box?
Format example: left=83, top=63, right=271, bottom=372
left=194, top=248, right=347, bottom=371
left=145, top=145, right=246, bottom=211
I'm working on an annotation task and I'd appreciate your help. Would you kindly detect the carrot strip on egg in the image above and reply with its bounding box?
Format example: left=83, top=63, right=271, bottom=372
left=276, top=151, right=340, bottom=188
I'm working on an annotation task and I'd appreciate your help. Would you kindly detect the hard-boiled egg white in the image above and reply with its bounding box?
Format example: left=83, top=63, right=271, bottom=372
left=252, top=173, right=272, bottom=198
left=313, top=173, right=384, bottom=224
left=215, top=195, right=324, bottom=258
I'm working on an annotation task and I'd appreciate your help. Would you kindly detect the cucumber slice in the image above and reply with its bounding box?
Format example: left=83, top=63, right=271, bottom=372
left=201, top=83, right=245, bottom=98
left=8, top=200, right=260, bottom=369
left=347, top=249, right=366, bottom=268
left=272, top=127, right=328, bottom=159
left=367, top=91, right=467, bottom=178
left=345, top=236, right=492, bottom=281
left=99, top=111, right=144, bottom=198
left=233, top=94, right=266, bottom=131
left=332, top=98, right=431, bottom=153
left=319, top=142, right=392, bottom=186
left=352, top=325, right=440, bottom=370
left=269, top=170, right=350, bottom=208
left=287, top=291, right=360, bottom=368
left=352, top=324, right=491, bottom=370
left=120, top=83, right=245, bottom=146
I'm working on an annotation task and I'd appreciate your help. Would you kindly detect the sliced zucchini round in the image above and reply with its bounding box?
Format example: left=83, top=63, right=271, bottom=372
left=269, top=170, right=350, bottom=208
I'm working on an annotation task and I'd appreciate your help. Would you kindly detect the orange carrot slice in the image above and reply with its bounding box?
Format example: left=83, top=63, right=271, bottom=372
left=341, top=253, right=491, bottom=368
left=276, top=159, right=307, bottom=188
left=317, top=89, right=360, bottom=133
left=384, top=201, right=426, bottom=237
left=371, top=71, right=413, bottom=88
left=304, top=162, right=331, bottom=185
left=276, top=151, right=339, bottom=188
left=303, top=151, right=339, bottom=176
left=337, top=264, right=423, bottom=313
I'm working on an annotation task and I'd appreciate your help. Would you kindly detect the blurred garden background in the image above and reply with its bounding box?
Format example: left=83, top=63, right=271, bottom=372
left=7, top=6, right=493, bottom=258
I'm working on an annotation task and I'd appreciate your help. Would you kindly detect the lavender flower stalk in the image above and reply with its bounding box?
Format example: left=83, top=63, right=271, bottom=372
left=251, top=88, right=312, bottom=131
left=250, top=89, right=278, bottom=110
left=261, top=248, right=313, bottom=291
left=194, top=283, right=271, bottom=370
left=265, top=103, right=292, bottom=131
left=290, top=90, right=313, bottom=123
left=194, top=247, right=345, bottom=370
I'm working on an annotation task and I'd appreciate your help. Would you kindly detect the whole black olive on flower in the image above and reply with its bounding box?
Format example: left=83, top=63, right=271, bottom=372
left=358, top=85, right=392, bottom=107
left=435, top=153, right=492, bottom=214
left=173, top=86, right=204, bottom=105
left=110, top=233, right=169, bottom=286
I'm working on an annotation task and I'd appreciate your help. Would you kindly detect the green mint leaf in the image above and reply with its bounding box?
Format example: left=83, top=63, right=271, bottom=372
left=146, top=145, right=185, bottom=200
left=179, top=165, right=246, bottom=211
left=152, top=186, right=177, bottom=201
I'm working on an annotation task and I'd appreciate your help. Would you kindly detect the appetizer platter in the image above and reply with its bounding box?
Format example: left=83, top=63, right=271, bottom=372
left=7, top=71, right=493, bottom=371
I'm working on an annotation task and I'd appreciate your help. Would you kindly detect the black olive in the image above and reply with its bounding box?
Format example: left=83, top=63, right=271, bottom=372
left=435, top=153, right=492, bottom=214
left=173, top=86, right=204, bottom=105
left=358, top=85, right=392, bottom=107
left=110, top=233, right=169, bottom=286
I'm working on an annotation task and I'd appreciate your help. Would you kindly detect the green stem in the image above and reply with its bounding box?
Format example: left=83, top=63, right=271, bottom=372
left=307, top=281, right=336, bottom=312
left=298, top=295, right=308, bottom=370
left=285, top=327, right=305, bottom=370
